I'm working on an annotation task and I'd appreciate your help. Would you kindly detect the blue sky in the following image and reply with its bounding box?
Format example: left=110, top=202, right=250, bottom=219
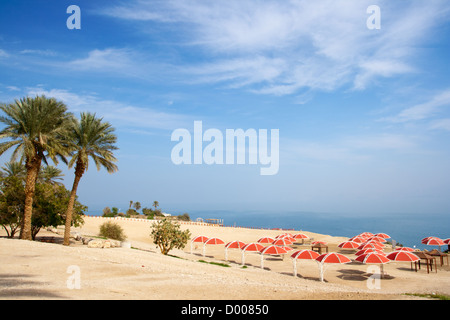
left=1, top=0, right=450, bottom=216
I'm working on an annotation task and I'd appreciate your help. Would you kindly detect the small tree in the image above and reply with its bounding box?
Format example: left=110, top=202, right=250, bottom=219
left=150, top=218, right=191, bottom=255
left=99, top=221, right=126, bottom=241
left=133, top=201, right=141, bottom=213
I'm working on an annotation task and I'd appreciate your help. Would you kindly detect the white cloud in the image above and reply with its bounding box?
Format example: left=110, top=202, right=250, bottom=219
left=99, top=0, right=450, bottom=95
left=25, top=87, right=192, bottom=131
left=381, top=89, right=450, bottom=123
left=429, top=118, right=450, bottom=131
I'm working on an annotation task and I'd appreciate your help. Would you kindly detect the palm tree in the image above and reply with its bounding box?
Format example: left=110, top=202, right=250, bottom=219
left=133, top=201, right=141, bottom=213
left=39, top=165, right=64, bottom=185
left=63, top=112, right=118, bottom=246
left=1, top=162, right=26, bottom=179
left=153, top=201, right=159, bottom=211
left=0, top=96, right=73, bottom=240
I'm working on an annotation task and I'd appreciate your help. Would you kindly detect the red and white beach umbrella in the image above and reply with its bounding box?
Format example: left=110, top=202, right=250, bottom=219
left=257, top=237, right=275, bottom=244
left=358, top=232, right=374, bottom=238
left=395, top=247, right=415, bottom=252
left=224, top=240, right=246, bottom=261
left=291, top=250, right=320, bottom=277
left=422, top=236, right=445, bottom=251
left=338, top=241, right=360, bottom=249
left=259, top=245, right=288, bottom=269
left=203, top=237, right=225, bottom=256
left=348, top=236, right=367, bottom=243
left=315, top=253, right=351, bottom=282
left=421, top=236, right=444, bottom=246
left=241, top=242, right=265, bottom=265
left=272, top=238, right=293, bottom=246
left=190, top=235, right=209, bottom=254
left=293, top=233, right=309, bottom=240
left=355, top=252, right=390, bottom=277
left=374, top=233, right=390, bottom=239
left=443, top=238, right=450, bottom=244
left=311, top=241, right=327, bottom=245
left=386, top=251, right=419, bottom=262
left=355, top=248, right=384, bottom=256
left=367, top=236, right=387, bottom=243
left=356, top=252, right=389, bottom=264
left=357, top=241, right=384, bottom=250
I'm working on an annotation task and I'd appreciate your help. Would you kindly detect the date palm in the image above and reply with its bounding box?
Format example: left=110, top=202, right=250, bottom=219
left=0, top=96, right=73, bottom=240
left=63, top=112, right=118, bottom=246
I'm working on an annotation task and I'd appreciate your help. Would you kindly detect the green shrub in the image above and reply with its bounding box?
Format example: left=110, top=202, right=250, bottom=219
left=150, top=218, right=191, bottom=255
left=99, top=221, right=126, bottom=241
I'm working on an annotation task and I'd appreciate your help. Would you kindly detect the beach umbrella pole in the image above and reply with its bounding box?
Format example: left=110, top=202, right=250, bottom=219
left=293, top=259, right=297, bottom=277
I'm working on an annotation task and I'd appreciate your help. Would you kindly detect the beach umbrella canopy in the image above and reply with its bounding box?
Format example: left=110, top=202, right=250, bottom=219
left=386, top=251, right=419, bottom=262
left=348, top=236, right=367, bottom=243
left=358, top=232, right=374, bottom=238
left=357, top=242, right=384, bottom=250
left=272, top=238, right=293, bottom=246
left=190, top=235, right=209, bottom=253
left=260, top=245, right=288, bottom=269
left=315, top=253, right=351, bottom=282
left=203, top=237, right=225, bottom=256
left=257, top=237, right=275, bottom=244
left=260, top=245, right=288, bottom=255
left=191, top=235, right=208, bottom=243
left=395, top=247, right=415, bottom=252
left=241, top=242, right=265, bottom=265
left=293, top=233, right=309, bottom=240
left=443, top=238, right=450, bottom=244
left=355, top=248, right=385, bottom=256
left=421, top=237, right=444, bottom=246
left=356, top=252, right=389, bottom=264
left=367, top=236, right=387, bottom=243
left=355, top=252, right=390, bottom=277
left=224, top=241, right=246, bottom=261
left=338, top=241, right=359, bottom=249
left=374, top=233, right=390, bottom=239
left=291, top=250, right=320, bottom=277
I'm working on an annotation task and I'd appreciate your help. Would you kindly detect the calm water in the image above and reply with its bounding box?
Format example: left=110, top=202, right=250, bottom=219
left=187, top=210, right=450, bottom=251
left=87, top=209, right=449, bottom=250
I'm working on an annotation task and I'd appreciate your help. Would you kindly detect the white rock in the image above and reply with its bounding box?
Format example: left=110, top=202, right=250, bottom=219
left=121, top=241, right=131, bottom=249
left=87, top=240, right=103, bottom=248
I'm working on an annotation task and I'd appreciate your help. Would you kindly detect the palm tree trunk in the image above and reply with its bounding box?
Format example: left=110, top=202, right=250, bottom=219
left=20, top=157, right=41, bottom=240
left=63, top=162, right=84, bottom=246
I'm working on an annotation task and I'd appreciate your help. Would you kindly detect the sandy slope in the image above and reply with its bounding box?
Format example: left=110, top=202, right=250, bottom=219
left=1, top=216, right=449, bottom=300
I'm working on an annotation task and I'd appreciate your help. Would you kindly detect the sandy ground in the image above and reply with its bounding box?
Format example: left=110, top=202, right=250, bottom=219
left=1, top=216, right=449, bottom=300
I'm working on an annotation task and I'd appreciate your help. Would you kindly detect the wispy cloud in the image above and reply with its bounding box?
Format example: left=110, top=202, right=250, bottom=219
left=380, top=89, right=450, bottom=124
left=99, top=0, right=450, bottom=95
left=25, top=87, right=193, bottom=131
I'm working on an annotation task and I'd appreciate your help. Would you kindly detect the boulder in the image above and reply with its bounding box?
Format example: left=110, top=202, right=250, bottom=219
left=87, top=240, right=103, bottom=248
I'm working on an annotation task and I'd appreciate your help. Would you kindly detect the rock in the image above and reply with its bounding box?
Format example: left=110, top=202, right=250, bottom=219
left=87, top=240, right=104, bottom=248
left=102, top=240, right=111, bottom=248
left=110, top=240, right=121, bottom=248
left=121, top=241, right=131, bottom=249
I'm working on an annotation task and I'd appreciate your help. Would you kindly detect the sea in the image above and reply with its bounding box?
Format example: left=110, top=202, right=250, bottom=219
left=87, top=209, right=449, bottom=251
